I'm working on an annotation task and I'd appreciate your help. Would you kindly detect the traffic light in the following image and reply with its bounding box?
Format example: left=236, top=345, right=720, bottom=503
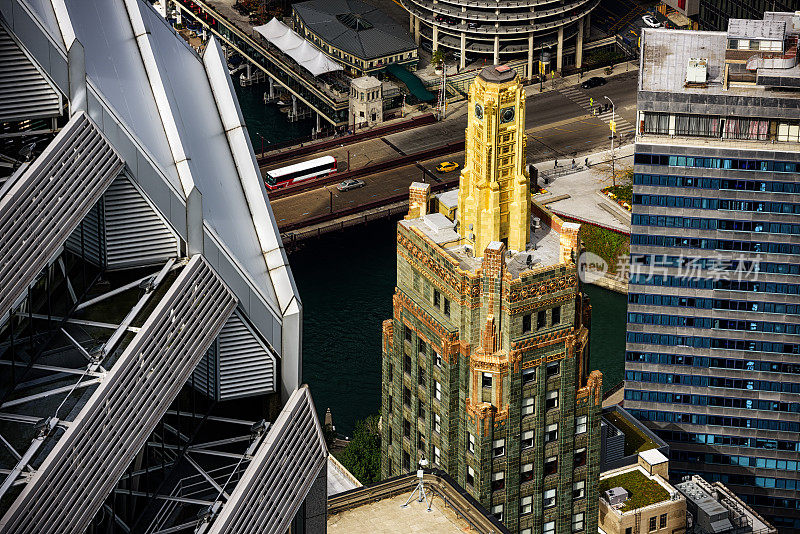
left=609, top=120, right=617, bottom=133
left=589, top=97, right=593, bottom=107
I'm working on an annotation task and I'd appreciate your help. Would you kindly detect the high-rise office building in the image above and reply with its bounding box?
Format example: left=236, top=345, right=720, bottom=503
left=698, top=0, right=800, bottom=31
left=625, top=13, right=800, bottom=532
left=381, top=64, right=603, bottom=534
left=0, top=1, right=327, bottom=532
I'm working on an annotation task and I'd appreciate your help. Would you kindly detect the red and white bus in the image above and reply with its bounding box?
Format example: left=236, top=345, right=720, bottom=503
left=264, top=155, right=337, bottom=190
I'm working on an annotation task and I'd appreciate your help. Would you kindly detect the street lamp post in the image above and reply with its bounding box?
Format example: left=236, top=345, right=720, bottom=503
left=604, top=95, right=616, bottom=187
left=329, top=188, right=334, bottom=214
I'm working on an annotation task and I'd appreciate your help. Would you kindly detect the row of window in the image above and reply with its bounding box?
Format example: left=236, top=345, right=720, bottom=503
left=628, top=408, right=800, bottom=433
left=671, top=449, right=800, bottom=473
left=657, top=429, right=800, bottom=453
left=490, top=449, right=587, bottom=494
left=495, top=497, right=586, bottom=530
left=633, top=153, right=799, bottom=173
left=626, top=331, right=800, bottom=355
left=625, top=351, right=800, bottom=375
left=517, top=513, right=585, bottom=534
left=641, top=112, right=798, bottom=142
left=627, top=311, right=800, bottom=336
left=632, top=214, right=800, bottom=235
left=632, top=194, right=800, bottom=215
left=522, top=306, right=561, bottom=334
left=631, top=233, right=800, bottom=255
left=625, top=389, right=800, bottom=414
left=626, top=370, right=800, bottom=394
left=633, top=173, right=800, bottom=194
left=432, top=288, right=451, bottom=317
left=628, top=293, right=800, bottom=316
left=630, top=253, right=798, bottom=276
left=630, top=274, right=800, bottom=294
left=465, top=416, right=587, bottom=460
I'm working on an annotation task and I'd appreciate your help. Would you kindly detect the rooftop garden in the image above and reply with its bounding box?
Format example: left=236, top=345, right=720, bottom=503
left=600, top=470, right=671, bottom=512
left=604, top=410, right=658, bottom=456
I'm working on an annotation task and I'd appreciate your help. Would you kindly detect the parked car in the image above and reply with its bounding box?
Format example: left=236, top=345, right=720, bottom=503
left=436, top=161, right=459, bottom=173
left=641, top=14, right=661, bottom=28
left=467, top=22, right=478, bottom=30
left=336, top=179, right=365, bottom=191
left=581, top=76, right=606, bottom=89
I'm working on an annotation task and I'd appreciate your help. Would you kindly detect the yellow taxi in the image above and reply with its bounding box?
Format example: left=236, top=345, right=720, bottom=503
left=436, top=161, right=459, bottom=173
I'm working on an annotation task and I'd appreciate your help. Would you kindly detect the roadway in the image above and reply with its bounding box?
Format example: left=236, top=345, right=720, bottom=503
left=267, top=71, right=638, bottom=229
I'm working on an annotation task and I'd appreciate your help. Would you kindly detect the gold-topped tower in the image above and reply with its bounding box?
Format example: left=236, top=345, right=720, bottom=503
left=457, top=65, right=530, bottom=255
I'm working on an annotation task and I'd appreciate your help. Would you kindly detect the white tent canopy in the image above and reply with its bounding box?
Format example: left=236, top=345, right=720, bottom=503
left=254, top=18, right=343, bottom=77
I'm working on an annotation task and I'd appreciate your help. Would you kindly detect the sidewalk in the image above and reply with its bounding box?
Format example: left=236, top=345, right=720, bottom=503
left=533, top=143, right=635, bottom=234
left=522, top=60, right=639, bottom=95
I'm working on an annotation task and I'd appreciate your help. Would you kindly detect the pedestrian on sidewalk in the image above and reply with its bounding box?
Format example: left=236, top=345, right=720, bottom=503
left=554, top=159, right=559, bottom=168
left=585, top=157, right=589, bottom=167
left=571, top=158, right=575, bottom=168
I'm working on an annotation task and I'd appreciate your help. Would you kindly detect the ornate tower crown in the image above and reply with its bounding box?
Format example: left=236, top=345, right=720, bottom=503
left=457, top=65, right=530, bottom=256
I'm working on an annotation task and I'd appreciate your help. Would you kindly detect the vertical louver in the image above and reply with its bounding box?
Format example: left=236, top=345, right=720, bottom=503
left=103, top=176, right=180, bottom=269
left=0, top=21, right=62, bottom=122
left=191, top=310, right=277, bottom=401
left=65, top=202, right=105, bottom=267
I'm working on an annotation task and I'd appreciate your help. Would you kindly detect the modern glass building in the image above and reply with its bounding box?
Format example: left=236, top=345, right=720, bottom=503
left=698, top=0, right=800, bottom=31
left=625, top=13, right=800, bottom=533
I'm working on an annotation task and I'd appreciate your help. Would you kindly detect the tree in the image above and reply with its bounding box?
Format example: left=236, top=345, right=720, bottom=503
left=336, top=415, right=382, bottom=484
left=431, top=49, right=446, bottom=68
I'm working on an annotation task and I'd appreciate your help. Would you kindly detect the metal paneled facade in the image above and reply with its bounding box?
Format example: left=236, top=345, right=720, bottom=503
left=0, top=111, right=122, bottom=319
left=0, top=20, right=61, bottom=122
left=207, top=386, right=327, bottom=534
left=0, top=255, right=237, bottom=534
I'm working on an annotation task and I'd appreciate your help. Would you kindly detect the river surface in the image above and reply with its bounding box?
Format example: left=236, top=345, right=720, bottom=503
left=237, top=90, right=627, bottom=437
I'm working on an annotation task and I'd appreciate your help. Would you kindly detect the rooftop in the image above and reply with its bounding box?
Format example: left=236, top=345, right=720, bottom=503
left=676, top=476, right=777, bottom=534
left=603, top=409, right=660, bottom=457
left=727, top=18, right=786, bottom=40
left=328, top=492, right=473, bottom=533
left=640, top=23, right=800, bottom=97
left=328, top=456, right=362, bottom=496
left=327, top=471, right=509, bottom=533
left=400, top=211, right=562, bottom=277
left=436, top=189, right=459, bottom=210
left=293, top=0, right=417, bottom=60
left=600, top=467, right=673, bottom=513
left=478, top=64, right=517, bottom=84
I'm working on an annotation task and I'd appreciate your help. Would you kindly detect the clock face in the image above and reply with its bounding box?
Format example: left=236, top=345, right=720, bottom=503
left=500, top=106, right=515, bottom=124
left=474, top=103, right=483, bottom=120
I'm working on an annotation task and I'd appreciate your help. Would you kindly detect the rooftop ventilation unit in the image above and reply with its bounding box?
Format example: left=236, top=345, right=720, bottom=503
left=605, top=487, right=629, bottom=506
left=686, top=58, right=708, bottom=84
